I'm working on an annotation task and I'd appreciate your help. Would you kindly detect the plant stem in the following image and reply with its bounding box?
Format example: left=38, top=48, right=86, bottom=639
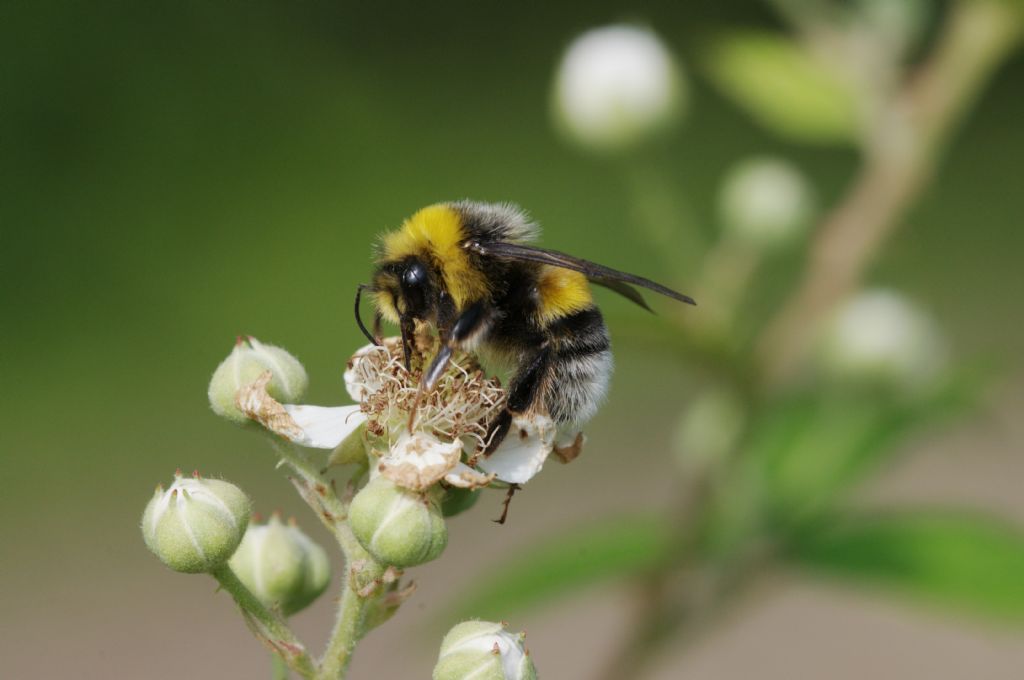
left=271, top=653, right=289, bottom=680
left=213, top=565, right=316, bottom=679
left=602, top=4, right=1021, bottom=678
left=316, top=552, right=383, bottom=680
left=757, top=0, right=1021, bottom=387
left=266, top=436, right=386, bottom=679
left=266, top=437, right=350, bottom=533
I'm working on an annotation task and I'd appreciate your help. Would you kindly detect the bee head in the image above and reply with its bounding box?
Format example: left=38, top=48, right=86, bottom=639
left=370, top=256, right=439, bottom=326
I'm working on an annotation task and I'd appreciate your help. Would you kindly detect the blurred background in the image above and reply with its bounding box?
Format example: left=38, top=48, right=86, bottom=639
left=2, top=1, right=1023, bottom=678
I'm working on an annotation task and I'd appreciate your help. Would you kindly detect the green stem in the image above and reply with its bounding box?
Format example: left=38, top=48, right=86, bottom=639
left=265, top=435, right=387, bottom=680
left=213, top=565, right=316, bottom=679
left=316, top=560, right=381, bottom=680
left=266, top=437, right=350, bottom=533
left=271, top=653, right=289, bottom=680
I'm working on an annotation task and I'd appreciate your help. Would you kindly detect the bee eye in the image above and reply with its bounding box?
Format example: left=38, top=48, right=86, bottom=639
left=403, top=262, right=427, bottom=287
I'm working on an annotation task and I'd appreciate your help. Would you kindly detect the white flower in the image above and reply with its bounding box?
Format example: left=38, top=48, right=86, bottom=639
left=718, top=156, right=815, bottom=248
left=235, top=338, right=558, bottom=488
left=553, top=24, right=684, bottom=152
left=817, top=289, right=948, bottom=393
left=378, top=431, right=465, bottom=492
left=474, top=413, right=555, bottom=484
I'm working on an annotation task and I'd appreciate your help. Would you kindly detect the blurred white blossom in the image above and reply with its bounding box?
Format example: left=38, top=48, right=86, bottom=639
left=553, top=24, right=684, bottom=152
left=718, top=156, right=815, bottom=248
left=818, top=289, right=949, bottom=393
left=673, top=388, right=745, bottom=472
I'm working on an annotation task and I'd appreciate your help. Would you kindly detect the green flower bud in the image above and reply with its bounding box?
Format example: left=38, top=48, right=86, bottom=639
left=441, top=487, right=482, bottom=518
left=718, top=157, right=814, bottom=249
left=208, top=336, right=308, bottom=424
left=434, top=621, right=537, bottom=680
left=349, top=477, right=447, bottom=567
left=141, top=471, right=251, bottom=573
left=228, top=514, right=331, bottom=616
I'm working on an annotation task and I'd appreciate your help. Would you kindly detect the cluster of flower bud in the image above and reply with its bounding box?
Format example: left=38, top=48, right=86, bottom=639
left=204, top=334, right=568, bottom=569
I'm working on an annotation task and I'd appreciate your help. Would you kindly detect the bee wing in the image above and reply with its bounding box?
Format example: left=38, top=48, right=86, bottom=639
left=469, top=241, right=696, bottom=309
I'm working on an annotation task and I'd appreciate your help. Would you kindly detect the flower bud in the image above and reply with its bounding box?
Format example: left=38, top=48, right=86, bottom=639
left=349, top=477, right=447, bottom=567
left=208, top=337, right=308, bottom=424
left=553, top=24, right=684, bottom=152
left=141, top=472, right=251, bottom=573
left=817, top=289, right=948, bottom=394
left=673, top=388, right=745, bottom=473
left=718, top=157, right=814, bottom=248
left=433, top=620, right=537, bottom=680
left=228, top=514, right=330, bottom=616
left=441, top=487, right=482, bottom=518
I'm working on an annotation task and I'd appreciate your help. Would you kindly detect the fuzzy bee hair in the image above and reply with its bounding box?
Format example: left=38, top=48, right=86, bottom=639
left=362, top=201, right=694, bottom=453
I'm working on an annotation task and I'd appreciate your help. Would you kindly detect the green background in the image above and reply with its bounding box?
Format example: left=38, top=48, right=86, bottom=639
left=2, top=1, right=1022, bottom=678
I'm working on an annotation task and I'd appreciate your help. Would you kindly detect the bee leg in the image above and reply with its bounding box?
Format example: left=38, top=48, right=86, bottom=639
left=372, top=311, right=383, bottom=344
left=422, top=301, right=489, bottom=392
left=483, top=347, right=551, bottom=456
left=399, top=314, right=416, bottom=373
left=410, top=302, right=491, bottom=433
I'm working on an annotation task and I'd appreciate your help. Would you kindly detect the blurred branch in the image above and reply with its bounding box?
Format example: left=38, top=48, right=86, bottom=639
left=599, top=3, right=1022, bottom=678
left=757, top=0, right=1022, bottom=387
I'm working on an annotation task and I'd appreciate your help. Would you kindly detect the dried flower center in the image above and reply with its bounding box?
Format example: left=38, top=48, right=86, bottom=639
left=348, top=337, right=506, bottom=452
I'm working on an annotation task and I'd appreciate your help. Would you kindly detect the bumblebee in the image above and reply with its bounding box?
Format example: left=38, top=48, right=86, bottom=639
left=356, top=201, right=695, bottom=454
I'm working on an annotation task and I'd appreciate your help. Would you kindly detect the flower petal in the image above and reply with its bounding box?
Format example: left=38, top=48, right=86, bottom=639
left=554, top=427, right=586, bottom=464
left=443, top=462, right=496, bottom=489
left=283, top=404, right=366, bottom=449
left=344, top=343, right=386, bottom=402
left=476, top=413, right=555, bottom=484
left=379, top=431, right=463, bottom=491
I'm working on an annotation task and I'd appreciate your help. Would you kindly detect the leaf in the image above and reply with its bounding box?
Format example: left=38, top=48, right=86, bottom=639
left=704, top=31, right=859, bottom=144
left=448, top=515, right=669, bottom=620
left=791, top=512, right=1024, bottom=621
left=750, top=371, right=987, bottom=522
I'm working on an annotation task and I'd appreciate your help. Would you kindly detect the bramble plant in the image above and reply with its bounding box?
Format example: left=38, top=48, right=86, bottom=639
left=143, top=334, right=550, bottom=679
left=141, top=1, right=1024, bottom=678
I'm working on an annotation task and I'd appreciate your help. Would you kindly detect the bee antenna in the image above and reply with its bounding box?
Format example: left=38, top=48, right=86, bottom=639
left=355, top=284, right=381, bottom=346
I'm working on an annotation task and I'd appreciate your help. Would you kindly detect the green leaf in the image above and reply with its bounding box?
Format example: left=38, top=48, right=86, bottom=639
left=704, top=30, right=859, bottom=144
left=749, top=371, right=987, bottom=523
left=791, top=512, right=1024, bottom=621
left=448, top=515, right=669, bottom=620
